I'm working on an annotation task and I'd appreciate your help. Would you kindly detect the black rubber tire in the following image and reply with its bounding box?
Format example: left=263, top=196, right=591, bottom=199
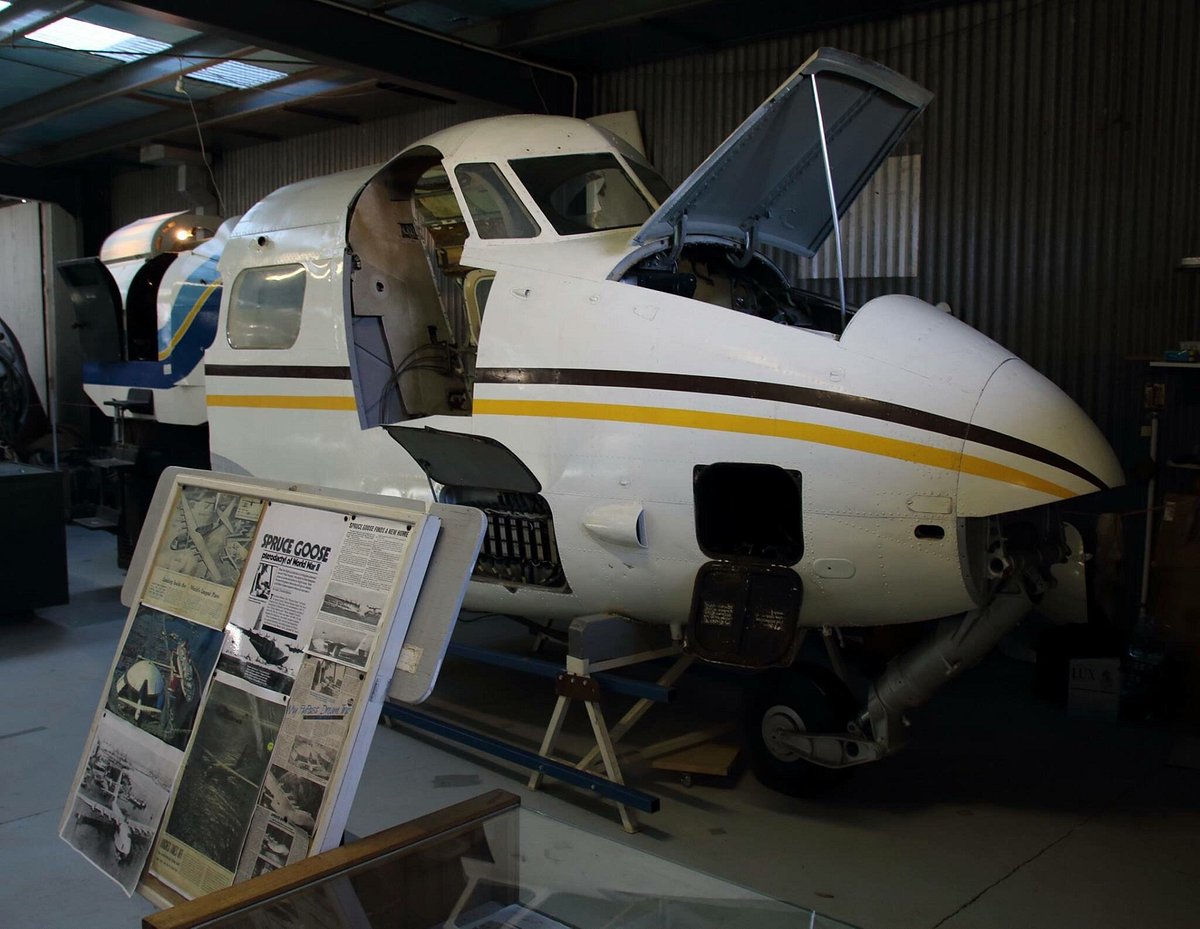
left=744, top=662, right=858, bottom=797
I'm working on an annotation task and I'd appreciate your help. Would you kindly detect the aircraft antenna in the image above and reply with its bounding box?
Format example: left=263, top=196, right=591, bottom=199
left=810, top=75, right=848, bottom=333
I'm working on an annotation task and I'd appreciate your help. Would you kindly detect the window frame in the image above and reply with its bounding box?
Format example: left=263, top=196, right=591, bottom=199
left=509, top=152, right=656, bottom=237
left=226, top=262, right=307, bottom=351
left=453, top=162, right=541, bottom=241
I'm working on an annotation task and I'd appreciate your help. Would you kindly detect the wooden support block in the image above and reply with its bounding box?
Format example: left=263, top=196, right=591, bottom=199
left=651, top=741, right=741, bottom=778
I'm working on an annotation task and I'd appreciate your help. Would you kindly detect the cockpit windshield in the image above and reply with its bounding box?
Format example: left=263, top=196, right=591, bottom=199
left=510, top=153, right=654, bottom=235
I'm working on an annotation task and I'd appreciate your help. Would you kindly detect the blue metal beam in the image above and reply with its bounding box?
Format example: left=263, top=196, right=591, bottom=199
left=447, top=643, right=675, bottom=703
left=382, top=702, right=661, bottom=814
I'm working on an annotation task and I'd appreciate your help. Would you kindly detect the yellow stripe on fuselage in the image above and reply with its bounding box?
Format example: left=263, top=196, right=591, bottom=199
left=473, top=397, right=1077, bottom=499
left=207, top=394, right=357, bottom=411
left=158, top=280, right=221, bottom=361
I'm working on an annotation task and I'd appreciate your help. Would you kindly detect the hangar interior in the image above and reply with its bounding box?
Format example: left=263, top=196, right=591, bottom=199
left=2, top=1, right=1199, bottom=928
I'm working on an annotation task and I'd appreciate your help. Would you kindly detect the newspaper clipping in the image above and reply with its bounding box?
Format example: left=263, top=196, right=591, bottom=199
left=150, top=674, right=286, bottom=899
left=61, top=712, right=182, bottom=896
left=235, top=806, right=310, bottom=882
left=142, top=488, right=264, bottom=628
left=219, top=503, right=350, bottom=695
left=306, top=517, right=413, bottom=670
left=235, top=655, right=364, bottom=878
left=105, top=605, right=224, bottom=750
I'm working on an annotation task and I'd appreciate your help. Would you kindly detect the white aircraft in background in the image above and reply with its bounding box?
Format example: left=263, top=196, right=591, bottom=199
left=58, top=210, right=229, bottom=427
left=72, top=49, right=1121, bottom=793
left=74, top=770, right=153, bottom=862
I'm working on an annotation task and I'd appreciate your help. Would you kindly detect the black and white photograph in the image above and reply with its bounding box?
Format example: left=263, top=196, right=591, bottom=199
left=259, top=823, right=293, bottom=869
left=157, top=678, right=286, bottom=884
left=318, top=580, right=384, bottom=626
left=251, top=856, right=277, bottom=879
left=260, top=765, right=325, bottom=836
left=143, top=488, right=265, bottom=628
left=310, top=659, right=348, bottom=698
left=152, top=487, right=262, bottom=587
left=306, top=617, right=373, bottom=670
left=61, top=712, right=180, bottom=896
left=218, top=615, right=307, bottom=696
left=106, top=606, right=224, bottom=750
left=286, top=736, right=336, bottom=783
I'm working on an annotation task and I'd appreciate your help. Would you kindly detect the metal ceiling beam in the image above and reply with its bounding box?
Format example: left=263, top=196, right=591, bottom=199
left=0, top=1, right=88, bottom=41
left=99, top=0, right=576, bottom=115
left=18, top=68, right=373, bottom=164
left=454, top=0, right=716, bottom=49
left=281, top=104, right=361, bottom=126
left=0, top=36, right=256, bottom=133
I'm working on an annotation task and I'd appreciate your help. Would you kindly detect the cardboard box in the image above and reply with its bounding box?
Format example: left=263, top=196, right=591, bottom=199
left=1068, top=658, right=1121, bottom=720
left=1153, top=493, right=1200, bottom=569
left=1151, top=567, right=1200, bottom=652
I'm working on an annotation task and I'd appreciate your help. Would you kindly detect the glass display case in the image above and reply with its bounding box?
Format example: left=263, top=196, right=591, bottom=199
left=143, top=790, right=856, bottom=929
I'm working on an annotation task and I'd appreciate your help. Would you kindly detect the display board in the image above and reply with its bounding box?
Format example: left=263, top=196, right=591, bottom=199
left=123, top=469, right=488, bottom=706
left=59, top=471, right=468, bottom=904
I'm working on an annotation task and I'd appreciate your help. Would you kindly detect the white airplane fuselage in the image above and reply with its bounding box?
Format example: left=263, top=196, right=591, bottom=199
left=73, top=49, right=1125, bottom=783
left=204, top=162, right=1119, bottom=633
left=65, top=51, right=1113, bottom=667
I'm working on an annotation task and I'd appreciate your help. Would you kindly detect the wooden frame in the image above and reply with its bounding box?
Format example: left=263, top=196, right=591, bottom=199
left=143, top=789, right=520, bottom=929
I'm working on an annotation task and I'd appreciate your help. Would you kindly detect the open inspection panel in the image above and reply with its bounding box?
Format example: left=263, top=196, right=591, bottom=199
left=61, top=468, right=486, bottom=908
left=143, top=790, right=858, bottom=929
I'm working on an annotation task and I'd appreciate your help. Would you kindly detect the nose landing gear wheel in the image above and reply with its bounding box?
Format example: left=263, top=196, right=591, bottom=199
left=744, top=662, right=858, bottom=796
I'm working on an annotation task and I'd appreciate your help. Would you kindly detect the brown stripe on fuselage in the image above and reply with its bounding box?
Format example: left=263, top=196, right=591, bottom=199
left=475, top=367, right=1107, bottom=492
left=205, top=364, right=353, bottom=380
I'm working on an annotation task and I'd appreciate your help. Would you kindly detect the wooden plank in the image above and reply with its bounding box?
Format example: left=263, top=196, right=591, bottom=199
left=651, top=742, right=741, bottom=776
left=142, top=789, right=520, bottom=929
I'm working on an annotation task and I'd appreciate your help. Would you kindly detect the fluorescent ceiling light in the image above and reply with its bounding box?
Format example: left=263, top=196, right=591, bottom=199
left=189, top=60, right=287, bottom=90
left=26, top=17, right=170, bottom=63
left=0, top=3, right=10, bottom=10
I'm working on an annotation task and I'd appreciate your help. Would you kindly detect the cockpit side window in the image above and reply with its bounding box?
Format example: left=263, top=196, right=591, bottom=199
left=412, top=164, right=468, bottom=272
left=510, top=153, right=653, bottom=235
left=627, top=159, right=674, bottom=206
left=454, top=163, right=540, bottom=239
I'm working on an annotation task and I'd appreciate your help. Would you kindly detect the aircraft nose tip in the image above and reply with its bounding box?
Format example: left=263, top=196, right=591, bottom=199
left=958, top=358, right=1123, bottom=516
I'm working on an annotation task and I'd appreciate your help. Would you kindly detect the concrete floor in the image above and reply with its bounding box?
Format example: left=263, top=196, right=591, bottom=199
left=3, top=526, right=1199, bottom=929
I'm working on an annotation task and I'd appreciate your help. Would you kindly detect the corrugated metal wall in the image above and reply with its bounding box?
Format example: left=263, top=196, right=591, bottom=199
left=107, top=0, right=1200, bottom=457
left=595, top=0, right=1200, bottom=457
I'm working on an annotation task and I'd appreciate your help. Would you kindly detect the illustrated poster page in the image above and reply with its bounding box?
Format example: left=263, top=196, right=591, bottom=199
left=219, top=503, right=351, bottom=696
left=104, top=604, right=225, bottom=751
left=235, top=655, right=364, bottom=881
left=149, top=673, right=286, bottom=900
left=306, top=516, right=415, bottom=671
left=142, top=487, right=265, bottom=629
left=61, top=711, right=182, bottom=896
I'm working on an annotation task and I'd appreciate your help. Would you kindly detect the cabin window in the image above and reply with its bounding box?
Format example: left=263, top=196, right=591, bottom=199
left=510, top=152, right=653, bottom=235
left=454, top=163, right=540, bottom=239
left=227, top=263, right=306, bottom=349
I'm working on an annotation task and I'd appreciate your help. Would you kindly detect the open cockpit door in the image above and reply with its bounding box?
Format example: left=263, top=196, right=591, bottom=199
left=346, top=148, right=478, bottom=429
left=629, top=47, right=932, bottom=260
left=57, top=258, right=123, bottom=363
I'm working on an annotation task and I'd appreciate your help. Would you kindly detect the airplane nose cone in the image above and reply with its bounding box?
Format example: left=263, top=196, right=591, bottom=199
left=958, top=358, right=1123, bottom=516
